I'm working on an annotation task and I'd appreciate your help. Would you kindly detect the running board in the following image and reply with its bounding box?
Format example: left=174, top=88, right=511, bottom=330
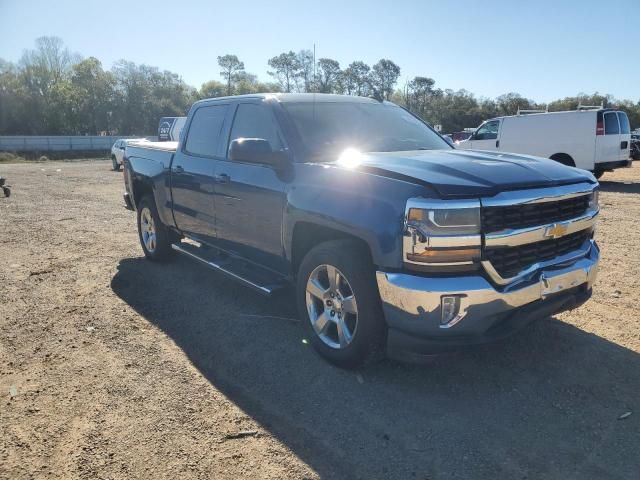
left=171, top=241, right=287, bottom=296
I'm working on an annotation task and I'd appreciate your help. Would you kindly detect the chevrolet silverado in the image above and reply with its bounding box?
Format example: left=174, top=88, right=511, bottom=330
left=123, top=93, right=600, bottom=367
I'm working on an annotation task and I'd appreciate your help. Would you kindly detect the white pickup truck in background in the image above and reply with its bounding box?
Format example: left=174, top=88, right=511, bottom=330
left=456, top=107, right=632, bottom=178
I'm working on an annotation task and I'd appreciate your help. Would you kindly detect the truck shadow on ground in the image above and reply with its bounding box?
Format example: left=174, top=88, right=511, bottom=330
left=598, top=179, right=640, bottom=194
left=111, top=256, right=640, bottom=480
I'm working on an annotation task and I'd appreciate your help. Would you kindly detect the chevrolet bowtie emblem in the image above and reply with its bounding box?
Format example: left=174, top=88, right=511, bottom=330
left=544, top=222, right=569, bottom=239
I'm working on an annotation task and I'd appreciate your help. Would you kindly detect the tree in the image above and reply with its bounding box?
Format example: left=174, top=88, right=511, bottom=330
left=17, top=36, right=82, bottom=134
left=316, top=58, right=341, bottom=93
left=267, top=51, right=299, bottom=93
left=296, top=50, right=314, bottom=92
left=217, top=54, right=244, bottom=95
left=342, top=61, right=370, bottom=96
left=70, top=57, right=115, bottom=134
left=0, top=59, right=29, bottom=134
left=199, top=80, right=226, bottom=99
left=547, top=93, right=611, bottom=112
left=111, top=60, right=193, bottom=135
left=370, top=59, right=400, bottom=101
left=2, top=37, right=640, bottom=136
left=233, top=71, right=281, bottom=95
left=404, top=76, right=436, bottom=117
left=495, top=92, right=536, bottom=115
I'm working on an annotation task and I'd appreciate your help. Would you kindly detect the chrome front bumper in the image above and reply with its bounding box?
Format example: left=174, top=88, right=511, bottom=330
left=376, top=240, right=599, bottom=349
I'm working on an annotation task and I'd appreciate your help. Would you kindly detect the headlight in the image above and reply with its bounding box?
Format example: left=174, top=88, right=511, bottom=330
left=407, top=207, right=481, bottom=236
left=588, top=189, right=599, bottom=210
left=404, top=199, right=482, bottom=269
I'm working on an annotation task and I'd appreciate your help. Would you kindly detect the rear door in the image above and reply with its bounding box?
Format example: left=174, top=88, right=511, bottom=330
left=212, top=101, right=288, bottom=273
left=595, top=111, right=620, bottom=165
left=468, top=119, right=501, bottom=151
left=617, top=111, right=631, bottom=161
left=170, top=103, right=231, bottom=243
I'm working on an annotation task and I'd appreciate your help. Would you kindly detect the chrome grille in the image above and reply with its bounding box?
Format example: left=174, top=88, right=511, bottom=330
left=484, top=230, right=591, bottom=279
left=482, top=195, right=590, bottom=233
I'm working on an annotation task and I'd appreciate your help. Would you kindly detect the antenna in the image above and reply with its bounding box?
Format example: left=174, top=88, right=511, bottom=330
left=312, top=43, right=316, bottom=122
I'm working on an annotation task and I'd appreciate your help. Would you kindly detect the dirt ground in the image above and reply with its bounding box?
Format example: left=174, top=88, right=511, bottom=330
left=1, top=159, right=639, bottom=480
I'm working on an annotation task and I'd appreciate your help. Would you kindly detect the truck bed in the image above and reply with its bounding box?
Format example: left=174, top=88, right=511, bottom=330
left=128, top=140, right=178, bottom=152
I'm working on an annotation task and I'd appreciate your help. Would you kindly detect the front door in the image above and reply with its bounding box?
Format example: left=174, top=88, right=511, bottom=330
left=170, top=103, right=230, bottom=243
left=469, top=119, right=501, bottom=151
left=212, top=101, right=289, bottom=273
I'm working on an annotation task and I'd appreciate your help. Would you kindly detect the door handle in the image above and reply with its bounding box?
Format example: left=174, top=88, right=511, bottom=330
left=215, top=173, right=230, bottom=184
left=173, top=165, right=184, bottom=173
left=496, top=140, right=500, bottom=148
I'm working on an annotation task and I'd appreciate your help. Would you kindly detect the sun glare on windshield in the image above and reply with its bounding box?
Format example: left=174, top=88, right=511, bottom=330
left=337, top=148, right=364, bottom=168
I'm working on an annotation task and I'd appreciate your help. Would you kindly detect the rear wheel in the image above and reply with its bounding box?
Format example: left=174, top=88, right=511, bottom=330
left=112, top=155, right=120, bottom=171
left=549, top=153, right=575, bottom=167
left=297, top=240, right=386, bottom=368
left=137, top=196, right=172, bottom=261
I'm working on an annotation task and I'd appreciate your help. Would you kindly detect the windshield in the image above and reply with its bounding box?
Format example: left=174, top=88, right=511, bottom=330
left=282, top=101, right=450, bottom=160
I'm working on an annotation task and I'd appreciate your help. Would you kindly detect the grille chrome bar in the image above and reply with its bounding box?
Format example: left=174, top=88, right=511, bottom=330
left=484, top=208, right=598, bottom=248
left=481, top=182, right=597, bottom=207
left=482, top=239, right=595, bottom=286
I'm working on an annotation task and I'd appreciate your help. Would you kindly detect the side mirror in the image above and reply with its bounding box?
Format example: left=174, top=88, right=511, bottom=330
left=229, top=138, right=287, bottom=167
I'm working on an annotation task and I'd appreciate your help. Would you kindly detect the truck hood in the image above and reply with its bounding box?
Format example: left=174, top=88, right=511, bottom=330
left=333, top=149, right=596, bottom=198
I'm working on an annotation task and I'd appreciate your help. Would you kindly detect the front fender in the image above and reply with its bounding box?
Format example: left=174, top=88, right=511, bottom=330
left=284, top=163, right=433, bottom=269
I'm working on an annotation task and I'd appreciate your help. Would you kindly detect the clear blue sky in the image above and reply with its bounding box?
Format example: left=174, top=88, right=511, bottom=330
left=1, top=0, right=638, bottom=102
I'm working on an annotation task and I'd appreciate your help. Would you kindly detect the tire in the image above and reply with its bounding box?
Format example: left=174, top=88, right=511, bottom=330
left=112, top=156, right=120, bottom=171
left=137, top=195, right=173, bottom=261
left=549, top=154, right=575, bottom=167
left=593, top=170, right=605, bottom=179
left=296, top=239, right=386, bottom=369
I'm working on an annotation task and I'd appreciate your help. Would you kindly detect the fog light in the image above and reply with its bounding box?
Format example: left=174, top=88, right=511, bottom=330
left=440, top=295, right=465, bottom=328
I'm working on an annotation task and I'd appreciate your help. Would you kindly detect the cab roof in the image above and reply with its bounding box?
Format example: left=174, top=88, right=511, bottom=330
left=196, top=92, right=385, bottom=105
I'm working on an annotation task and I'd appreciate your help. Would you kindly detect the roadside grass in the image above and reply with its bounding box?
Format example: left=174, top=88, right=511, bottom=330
left=0, top=152, right=30, bottom=163
left=0, top=152, right=110, bottom=163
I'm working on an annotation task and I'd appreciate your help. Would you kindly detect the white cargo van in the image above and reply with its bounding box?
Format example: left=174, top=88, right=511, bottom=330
left=456, top=108, right=632, bottom=178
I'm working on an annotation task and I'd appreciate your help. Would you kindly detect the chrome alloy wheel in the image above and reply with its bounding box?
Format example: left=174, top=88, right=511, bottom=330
left=305, top=264, right=358, bottom=349
left=140, top=207, right=157, bottom=253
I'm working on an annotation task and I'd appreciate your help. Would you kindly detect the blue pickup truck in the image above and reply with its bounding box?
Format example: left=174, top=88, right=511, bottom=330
left=123, top=93, right=600, bottom=367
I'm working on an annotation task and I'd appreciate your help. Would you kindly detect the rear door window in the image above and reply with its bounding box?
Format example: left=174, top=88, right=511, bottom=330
left=617, top=112, right=630, bottom=134
left=185, top=104, right=229, bottom=157
left=604, top=112, right=620, bottom=135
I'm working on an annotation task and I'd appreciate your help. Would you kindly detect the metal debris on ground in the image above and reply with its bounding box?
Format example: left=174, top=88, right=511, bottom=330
left=223, top=430, right=259, bottom=440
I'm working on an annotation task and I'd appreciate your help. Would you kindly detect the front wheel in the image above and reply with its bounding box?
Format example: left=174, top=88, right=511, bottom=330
left=297, top=239, right=386, bottom=369
left=137, top=196, right=172, bottom=261
left=112, top=156, right=120, bottom=171
left=593, top=170, right=605, bottom=179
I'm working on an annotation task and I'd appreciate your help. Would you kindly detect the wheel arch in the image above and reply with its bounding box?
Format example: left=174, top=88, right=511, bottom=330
left=549, top=153, right=575, bottom=167
left=131, top=176, right=154, bottom=209
left=290, top=222, right=373, bottom=277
